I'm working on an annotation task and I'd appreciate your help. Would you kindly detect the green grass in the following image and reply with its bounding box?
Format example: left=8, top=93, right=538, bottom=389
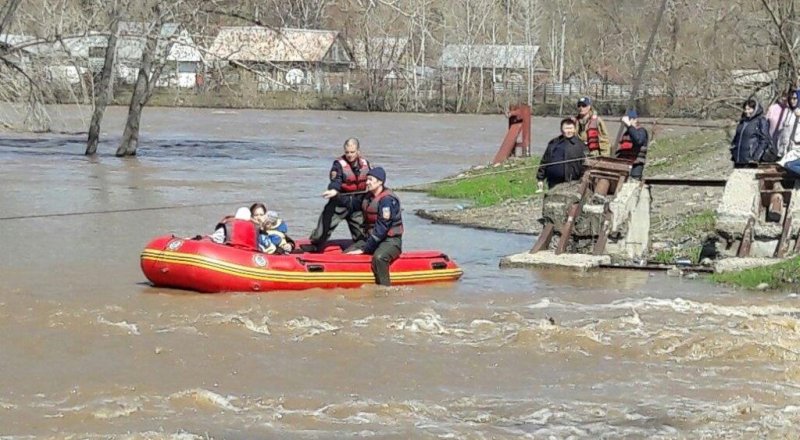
left=712, top=256, right=800, bottom=290
left=427, top=157, right=541, bottom=207
left=651, top=245, right=703, bottom=265
left=678, top=210, right=717, bottom=237
left=646, top=129, right=729, bottom=175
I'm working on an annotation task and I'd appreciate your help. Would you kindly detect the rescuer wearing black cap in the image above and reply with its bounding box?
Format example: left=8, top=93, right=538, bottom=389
left=346, top=167, right=403, bottom=286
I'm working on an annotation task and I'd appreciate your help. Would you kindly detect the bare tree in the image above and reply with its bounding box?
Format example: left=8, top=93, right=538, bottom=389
left=0, top=0, right=22, bottom=36
left=758, top=0, right=798, bottom=90
left=116, top=3, right=169, bottom=157
left=86, top=2, right=121, bottom=156
left=268, top=0, right=332, bottom=28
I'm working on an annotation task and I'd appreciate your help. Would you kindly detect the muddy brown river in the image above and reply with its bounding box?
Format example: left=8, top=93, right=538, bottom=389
left=1, top=106, right=799, bottom=438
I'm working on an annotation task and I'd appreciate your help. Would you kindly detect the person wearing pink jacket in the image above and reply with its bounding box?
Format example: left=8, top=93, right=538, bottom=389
left=767, top=88, right=798, bottom=152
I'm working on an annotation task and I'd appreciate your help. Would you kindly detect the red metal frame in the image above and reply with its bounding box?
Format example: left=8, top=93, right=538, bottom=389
left=492, top=104, right=531, bottom=164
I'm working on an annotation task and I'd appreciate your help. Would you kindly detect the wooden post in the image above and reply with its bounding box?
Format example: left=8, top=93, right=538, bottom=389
left=530, top=224, right=554, bottom=253
left=767, top=182, right=784, bottom=223
left=737, top=217, right=755, bottom=258
left=595, top=178, right=611, bottom=196
left=593, top=206, right=612, bottom=255
left=775, top=214, right=793, bottom=258
left=555, top=202, right=581, bottom=255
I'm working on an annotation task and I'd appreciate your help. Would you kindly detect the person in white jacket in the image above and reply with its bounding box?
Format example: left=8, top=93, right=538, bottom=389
left=778, top=91, right=800, bottom=174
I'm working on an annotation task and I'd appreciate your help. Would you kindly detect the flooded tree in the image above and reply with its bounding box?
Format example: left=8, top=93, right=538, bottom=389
left=116, top=0, right=205, bottom=157
left=86, top=5, right=121, bottom=156
left=116, top=5, right=167, bottom=157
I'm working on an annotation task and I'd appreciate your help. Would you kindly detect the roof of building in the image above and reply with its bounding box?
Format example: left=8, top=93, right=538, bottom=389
left=439, top=44, right=539, bottom=69
left=0, top=27, right=201, bottom=62
left=116, top=22, right=201, bottom=62
left=350, top=37, right=409, bottom=69
left=208, top=26, right=350, bottom=63
left=0, top=33, right=108, bottom=57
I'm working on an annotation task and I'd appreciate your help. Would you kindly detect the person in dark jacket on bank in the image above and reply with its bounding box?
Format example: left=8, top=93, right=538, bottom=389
left=536, top=118, right=587, bottom=192
left=731, top=99, right=773, bottom=167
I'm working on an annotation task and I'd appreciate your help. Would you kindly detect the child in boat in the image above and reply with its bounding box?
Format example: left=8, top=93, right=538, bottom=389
left=250, top=203, right=294, bottom=254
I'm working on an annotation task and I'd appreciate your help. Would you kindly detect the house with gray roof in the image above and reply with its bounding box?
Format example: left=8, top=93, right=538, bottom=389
left=0, top=32, right=108, bottom=85
left=350, top=37, right=409, bottom=71
left=1, top=25, right=202, bottom=88
left=208, top=26, right=353, bottom=92
left=116, top=22, right=203, bottom=88
left=440, top=44, right=544, bottom=92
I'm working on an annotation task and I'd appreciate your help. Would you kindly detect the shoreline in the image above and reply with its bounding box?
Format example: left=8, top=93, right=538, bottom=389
left=413, top=129, right=731, bottom=262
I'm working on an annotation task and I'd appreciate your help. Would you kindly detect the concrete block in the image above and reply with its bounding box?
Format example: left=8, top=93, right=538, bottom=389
left=753, top=223, right=783, bottom=239
left=715, top=169, right=760, bottom=240
left=609, top=181, right=642, bottom=233
left=750, top=240, right=779, bottom=258
left=500, top=250, right=611, bottom=271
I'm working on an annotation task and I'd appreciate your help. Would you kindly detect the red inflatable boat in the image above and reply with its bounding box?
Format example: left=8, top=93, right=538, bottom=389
left=140, top=235, right=463, bottom=293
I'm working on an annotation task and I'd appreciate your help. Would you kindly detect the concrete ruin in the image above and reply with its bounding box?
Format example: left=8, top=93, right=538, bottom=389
left=504, top=157, right=651, bottom=270
left=715, top=166, right=800, bottom=262
left=502, top=160, right=800, bottom=274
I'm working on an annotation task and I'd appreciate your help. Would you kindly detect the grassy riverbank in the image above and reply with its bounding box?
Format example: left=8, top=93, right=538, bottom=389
left=427, top=157, right=542, bottom=206
left=426, top=128, right=729, bottom=211
left=645, top=128, right=730, bottom=175
left=713, top=257, right=800, bottom=290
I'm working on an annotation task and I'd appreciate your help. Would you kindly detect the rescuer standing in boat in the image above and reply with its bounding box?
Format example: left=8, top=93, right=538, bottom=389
left=308, top=138, right=371, bottom=251
left=346, top=167, right=403, bottom=286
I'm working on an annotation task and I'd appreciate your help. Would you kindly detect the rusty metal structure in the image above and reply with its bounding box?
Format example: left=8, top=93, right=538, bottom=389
left=492, top=104, right=531, bottom=164
left=734, top=165, right=799, bottom=258
left=530, top=157, right=633, bottom=255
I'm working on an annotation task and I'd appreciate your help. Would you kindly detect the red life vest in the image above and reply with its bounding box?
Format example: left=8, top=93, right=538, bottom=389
left=338, top=157, right=369, bottom=193
left=617, top=133, right=636, bottom=161
left=581, top=115, right=601, bottom=151
left=363, top=189, right=404, bottom=237
left=216, top=217, right=259, bottom=250
left=619, top=133, right=634, bottom=151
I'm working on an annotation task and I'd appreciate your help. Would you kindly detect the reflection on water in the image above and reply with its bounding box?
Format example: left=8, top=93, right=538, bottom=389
left=0, top=108, right=796, bottom=438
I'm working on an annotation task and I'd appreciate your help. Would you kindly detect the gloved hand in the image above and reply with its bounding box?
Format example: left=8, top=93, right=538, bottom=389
left=536, top=181, right=544, bottom=193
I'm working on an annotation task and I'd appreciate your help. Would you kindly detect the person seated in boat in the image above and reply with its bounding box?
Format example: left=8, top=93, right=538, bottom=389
left=346, top=167, right=403, bottom=286
left=209, top=206, right=259, bottom=250
left=250, top=203, right=295, bottom=254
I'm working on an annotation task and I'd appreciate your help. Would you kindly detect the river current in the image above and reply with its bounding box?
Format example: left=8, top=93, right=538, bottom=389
left=0, top=106, right=798, bottom=438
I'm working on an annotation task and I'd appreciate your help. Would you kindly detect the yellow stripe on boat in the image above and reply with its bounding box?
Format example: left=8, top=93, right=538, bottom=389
left=141, top=249, right=463, bottom=284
